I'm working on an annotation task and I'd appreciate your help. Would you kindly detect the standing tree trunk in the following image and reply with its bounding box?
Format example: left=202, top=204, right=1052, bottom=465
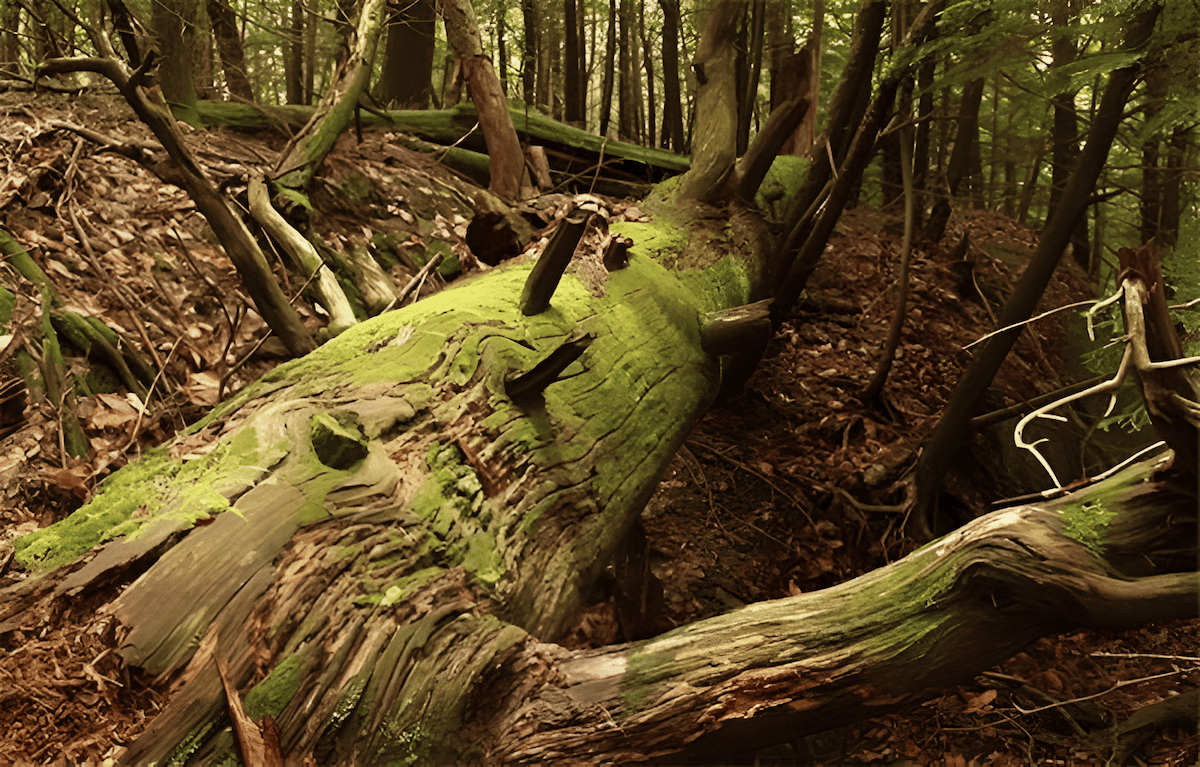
left=443, top=0, right=526, bottom=200
left=205, top=0, right=255, bottom=101
left=921, top=75, right=985, bottom=242
left=150, top=0, right=200, bottom=123
left=521, top=0, right=537, bottom=106
left=677, top=0, right=741, bottom=202
left=563, top=0, right=583, bottom=124
left=379, top=0, right=436, bottom=107
left=285, top=0, right=304, bottom=104
left=737, top=0, right=765, bottom=156
left=659, top=0, right=685, bottom=151
left=617, top=0, right=638, bottom=141
left=599, top=0, right=617, bottom=137
left=1138, top=60, right=1167, bottom=244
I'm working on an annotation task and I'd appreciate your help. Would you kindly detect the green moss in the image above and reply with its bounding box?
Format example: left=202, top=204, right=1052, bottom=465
left=13, top=410, right=274, bottom=572
left=244, top=653, right=305, bottom=720
left=12, top=447, right=175, bottom=571
left=1061, top=500, right=1116, bottom=554
left=0, top=285, right=14, bottom=328
left=336, top=173, right=375, bottom=205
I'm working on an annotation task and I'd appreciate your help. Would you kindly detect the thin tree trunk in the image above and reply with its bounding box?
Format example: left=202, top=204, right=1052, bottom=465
left=521, top=0, right=537, bottom=106
left=599, top=0, right=617, bottom=137
left=564, top=0, right=582, bottom=123
left=659, top=0, right=684, bottom=150
left=443, top=0, right=526, bottom=199
left=286, top=0, right=304, bottom=104
left=737, top=0, right=765, bottom=156
left=639, top=0, right=656, bottom=146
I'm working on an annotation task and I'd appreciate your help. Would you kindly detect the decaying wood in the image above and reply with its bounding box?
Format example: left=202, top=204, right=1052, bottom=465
left=6, top=198, right=772, bottom=764
left=483, top=462, right=1197, bottom=762
left=247, top=176, right=357, bottom=335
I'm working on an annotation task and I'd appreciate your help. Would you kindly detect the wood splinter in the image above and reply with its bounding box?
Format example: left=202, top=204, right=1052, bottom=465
left=698, top=299, right=774, bottom=357
left=519, top=205, right=592, bottom=316
left=505, top=330, right=595, bottom=402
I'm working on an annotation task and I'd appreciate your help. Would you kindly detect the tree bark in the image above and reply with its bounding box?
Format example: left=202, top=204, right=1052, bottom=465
left=659, top=0, right=685, bottom=151
left=563, top=0, right=583, bottom=125
left=521, top=0, right=537, bottom=106
left=442, top=0, right=526, bottom=200
left=205, top=0, right=254, bottom=101
left=285, top=0, right=304, bottom=104
left=150, top=0, right=199, bottom=123
left=599, top=0, right=617, bottom=137
left=6, top=195, right=779, bottom=764
left=677, top=0, right=741, bottom=202
left=379, top=0, right=435, bottom=108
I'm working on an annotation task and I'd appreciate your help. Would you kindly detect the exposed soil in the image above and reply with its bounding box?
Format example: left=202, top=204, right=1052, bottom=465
left=0, top=88, right=1196, bottom=765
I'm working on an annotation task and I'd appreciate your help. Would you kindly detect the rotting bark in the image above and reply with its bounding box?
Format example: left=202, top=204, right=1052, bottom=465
left=678, top=0, right=741, bottom=203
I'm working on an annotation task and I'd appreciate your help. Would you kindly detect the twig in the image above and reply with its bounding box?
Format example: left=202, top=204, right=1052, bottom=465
left=964, top=298, right=1106, bottom=351
left=1012, top=668, right=1185, bottom=715
left=689, top=438, right=814, bottom=533
left=1091, top=652, right=1200, bottom=662
left=1014, top=345, right=1132, bottom=488
left=386, top=252, right=443, bottom=311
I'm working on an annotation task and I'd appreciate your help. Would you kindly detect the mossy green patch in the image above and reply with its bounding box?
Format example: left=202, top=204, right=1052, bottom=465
left=13, top=410, right=275, bottom=572
left=244, top=652, right=305, bottom=720
left=1061, top=500, right=1116, bottom=554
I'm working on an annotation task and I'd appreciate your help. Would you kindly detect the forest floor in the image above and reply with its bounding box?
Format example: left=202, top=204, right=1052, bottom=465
left=0, top=88, right=1196, bottom=765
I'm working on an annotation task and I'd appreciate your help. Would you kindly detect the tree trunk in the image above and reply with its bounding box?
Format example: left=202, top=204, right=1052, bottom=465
left=6, top=193, right=781, bottom=764
left=563, top=0, right=582, bottom=124
left=205, top=0, right=255, bottom=101
left=1138, top=60, right=1167, bottom=244
left=921, top=75, right=985, bottom=242
left=150, top=0, right=200, bottom=123
left=521, top=0, right=537, bottom=106
left=677, top=0, right=741, bottom=202
left=911, top=0, right=1166, bottom=538
left=379, top=0, right=435, bottom=108
left=659, top=0, right=685, bottom=151
left=600, top=0, right=617, bottom=137
left=737, top=0, right=765, bottom=157
left=285, top=0, right=304, bottom=104
left=443, top=0, right=526, bottom=200
left=618, top=0, right=637, bottom=142
left=1046, top=0, right=1080, bottom=224
left=6, top=224, right=1195, bottom=761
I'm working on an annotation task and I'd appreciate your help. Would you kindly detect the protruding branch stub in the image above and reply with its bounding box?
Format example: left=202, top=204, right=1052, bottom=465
left=505, top=330, right=595, bottom=403
left=519, top=205, right=593, bottom=316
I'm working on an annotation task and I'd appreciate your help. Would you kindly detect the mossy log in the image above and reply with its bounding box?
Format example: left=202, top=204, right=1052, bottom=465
left=193, top=101, right=690, bottom=188
left=5, top=196, right=774, bottom=763
left=3, top=194, right=1196, bottom=763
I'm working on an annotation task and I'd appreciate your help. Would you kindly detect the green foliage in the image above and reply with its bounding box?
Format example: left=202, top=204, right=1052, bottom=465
left=1163, top=215, right=1200, bottom=346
